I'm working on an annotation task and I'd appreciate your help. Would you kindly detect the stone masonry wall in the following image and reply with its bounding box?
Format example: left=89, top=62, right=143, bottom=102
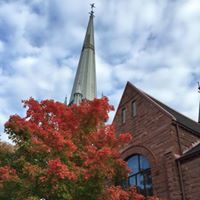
left=181, top=156, right=200, bottom=200
left=113, top=83, right=182, bottom=200
left=178, top=126, right=200, bottom=153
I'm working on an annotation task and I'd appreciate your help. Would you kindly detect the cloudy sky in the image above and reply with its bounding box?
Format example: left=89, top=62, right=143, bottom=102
left=0, top=0, right=200, bottom=141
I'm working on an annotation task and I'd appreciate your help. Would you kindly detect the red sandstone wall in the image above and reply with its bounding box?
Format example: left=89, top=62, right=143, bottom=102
left=181, top=156, right=200, bottom=200
left=178, top=126, right=200, bottom=153
left=113, top=83, right=182, bottom=200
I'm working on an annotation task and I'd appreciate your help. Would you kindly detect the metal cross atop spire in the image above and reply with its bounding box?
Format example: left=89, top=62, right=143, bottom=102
left=90, top=3, right=95, bottom=16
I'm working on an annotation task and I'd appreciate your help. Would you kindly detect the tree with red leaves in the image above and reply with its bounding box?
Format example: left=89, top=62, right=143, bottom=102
left=0, top=97, right=160, bottom=200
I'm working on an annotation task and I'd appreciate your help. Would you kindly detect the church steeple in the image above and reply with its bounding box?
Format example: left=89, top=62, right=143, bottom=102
left=69, top=4, right=96, bottom=105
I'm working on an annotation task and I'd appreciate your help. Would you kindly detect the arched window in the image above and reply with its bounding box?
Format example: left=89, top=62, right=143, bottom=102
left=127, top=154, right=153, bottom=197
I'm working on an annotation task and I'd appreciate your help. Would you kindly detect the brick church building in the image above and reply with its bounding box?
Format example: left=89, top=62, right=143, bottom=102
left=70, top=7, right=200, bottom=200
left=113, top=82, right=200, bottom=200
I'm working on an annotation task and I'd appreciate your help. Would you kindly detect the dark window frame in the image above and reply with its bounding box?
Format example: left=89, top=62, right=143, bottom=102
left=131, top=100, right=136, bottom=117
left=121, top=107, right=126, bottom=124
left=126, top=154, right=153, bottom=198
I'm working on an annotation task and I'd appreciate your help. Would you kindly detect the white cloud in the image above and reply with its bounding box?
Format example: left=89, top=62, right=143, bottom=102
left=0, top=0, right=200, bottom=142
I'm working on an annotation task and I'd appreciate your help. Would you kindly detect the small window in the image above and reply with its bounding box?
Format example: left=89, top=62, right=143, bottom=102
left=132, top=101, right=136, bottom=117
left=122, top=108, right=126, bottom=124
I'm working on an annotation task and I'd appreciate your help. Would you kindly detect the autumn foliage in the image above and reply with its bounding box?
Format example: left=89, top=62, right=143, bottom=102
left=0, top=98, right=160, bottom=200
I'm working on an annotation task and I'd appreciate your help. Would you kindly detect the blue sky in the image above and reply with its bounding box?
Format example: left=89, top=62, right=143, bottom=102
left=0, top=0, right=200, bottom=142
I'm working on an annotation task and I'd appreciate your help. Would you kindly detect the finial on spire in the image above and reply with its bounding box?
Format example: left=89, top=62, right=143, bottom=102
left=89, top=3, right=95, bottom=16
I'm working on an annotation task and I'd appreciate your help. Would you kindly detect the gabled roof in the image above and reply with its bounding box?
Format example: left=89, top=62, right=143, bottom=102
left=115, top=82, right=200, bottom=159
left=118, top=82, right=200, bottom=137
left=146, top=94, right=200, bottom=137
left=178, top=143, right=200, bottom=162
left=147, top=98, right=200, bottom=159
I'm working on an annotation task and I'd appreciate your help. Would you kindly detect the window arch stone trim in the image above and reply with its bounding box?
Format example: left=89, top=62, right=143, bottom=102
left=121, top=144, right=157, bottom=168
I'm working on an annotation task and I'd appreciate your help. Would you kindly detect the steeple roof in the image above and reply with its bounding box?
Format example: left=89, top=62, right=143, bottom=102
left=69, top=12, right=96, bottom=105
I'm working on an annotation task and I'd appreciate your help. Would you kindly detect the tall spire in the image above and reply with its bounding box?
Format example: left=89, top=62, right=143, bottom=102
left=69, top=4, right=96, bottom=105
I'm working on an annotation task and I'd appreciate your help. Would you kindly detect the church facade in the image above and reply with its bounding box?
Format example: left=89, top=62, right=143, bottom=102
left=70, top=7, right=200, bottom=200
left=113, top=82, right=200, bottom=200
